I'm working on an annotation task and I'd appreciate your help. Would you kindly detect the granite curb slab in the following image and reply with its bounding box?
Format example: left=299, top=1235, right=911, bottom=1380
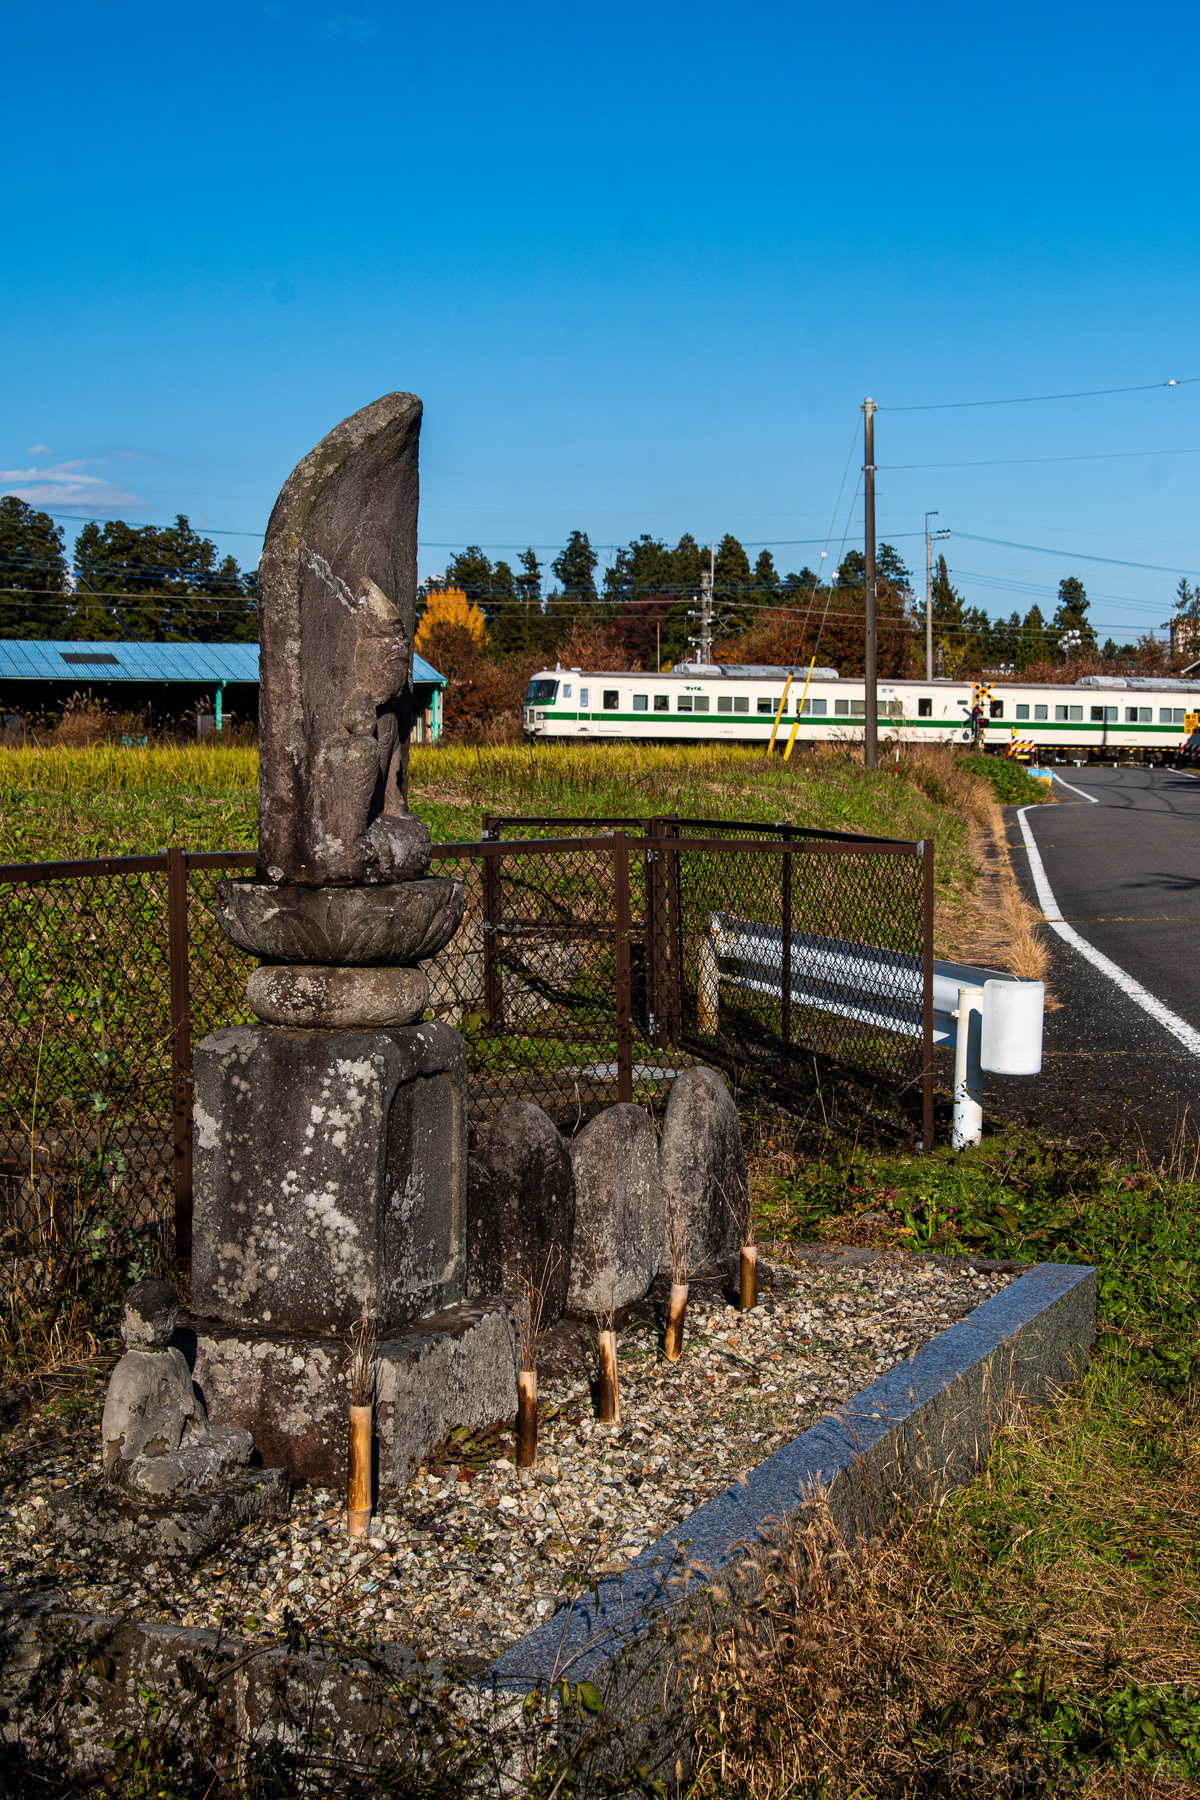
left=486, top=1259, right=1096, bottom=1689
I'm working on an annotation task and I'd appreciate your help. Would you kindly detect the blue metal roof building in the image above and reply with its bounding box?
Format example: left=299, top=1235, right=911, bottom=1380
left=0, top=641, right=447, bottom=739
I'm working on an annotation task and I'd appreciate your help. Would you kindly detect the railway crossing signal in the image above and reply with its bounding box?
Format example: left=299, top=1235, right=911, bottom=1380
left=972, top=682, right=994, bottom=708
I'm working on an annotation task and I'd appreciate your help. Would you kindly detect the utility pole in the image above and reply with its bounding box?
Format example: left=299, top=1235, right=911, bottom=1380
left=925, top=511, right=938, bottom=683
left=925, top=514, right=950, bottom=682
left=698, top=570, right=711, bottom=666
left=863, top=398, right=878, bottom=769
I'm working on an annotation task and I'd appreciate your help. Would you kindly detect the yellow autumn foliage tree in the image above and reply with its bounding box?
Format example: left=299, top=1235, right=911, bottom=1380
left=415, top=587, right=488, bottom=655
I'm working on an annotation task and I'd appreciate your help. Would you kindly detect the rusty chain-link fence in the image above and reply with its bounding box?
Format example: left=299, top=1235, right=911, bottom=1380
left=0, top=822, right=932, bottom=1264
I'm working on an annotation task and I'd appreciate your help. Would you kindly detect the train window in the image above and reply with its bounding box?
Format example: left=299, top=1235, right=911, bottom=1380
left=1070, top=706, right=1082, bottom=721
left=654, top=695, right=669, bottom=712
left=1140, top=707, right=1152, bottom=723
left=677, top=695, right=693, bottom=712
left=918, top=698, right=933, bottom=717
left=1016, top=705, right=1029, bottom=720
left=733, top=696, right=749, bottom=713
left=1159, top=708, right=1172, bottom=722
left=1091, top=707, right=1104, bottom=722
left=1035, top=705, right=1047, bottom=720
left=717, top=696, right=732, bottom=713
left=632, top=694, right=648, bottom=711
left=1125, top=708, right=1139, bottom=723
left=1176, top=708, right=1187, bottom=724
left=579, top=687, right=589, bottom=708
left=1055, top=705, right=1068, bottom=721
left=800, top=698, right=828, bottom=716
left=835, top=699, right=850, bottom=716
left=562, top=683, right=572, bottom=699
left=527, top=678, right=559, bottom=702
left=603, top=690, right=619, bottom=710
left=851, top=700, right=866, bottom=717
left=887, top=699, right=903, bottom=719
left=695, top=696, right=710, bottom=713
left=1091, top=706, right=1118, bottom=722
left=757, top=696, right=777, bottom=714
left=990, top=701, right=1004, bottom=719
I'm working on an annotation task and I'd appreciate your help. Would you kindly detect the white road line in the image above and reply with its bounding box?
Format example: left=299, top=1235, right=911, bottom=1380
left=1017, top=805, right=1200, bottom=1058
left=1050, top=772, right=1099, bottom=803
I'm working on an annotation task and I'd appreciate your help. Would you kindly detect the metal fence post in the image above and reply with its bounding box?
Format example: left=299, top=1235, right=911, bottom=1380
left=922, top=837, right=935, bottom=1150
left=480, top=817, right=505, bottom=1030
left=166, top=846, right=193, bottom=1266
left=614, top=834, right=633, bottom=1103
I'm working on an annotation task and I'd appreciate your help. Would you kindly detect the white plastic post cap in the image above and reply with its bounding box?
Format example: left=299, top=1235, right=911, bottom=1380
left=980, top=979, right=1044, bottom=1075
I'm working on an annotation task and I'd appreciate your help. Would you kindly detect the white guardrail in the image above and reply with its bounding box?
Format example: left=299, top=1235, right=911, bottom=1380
left=699, top=912, right=1044, bottom=1150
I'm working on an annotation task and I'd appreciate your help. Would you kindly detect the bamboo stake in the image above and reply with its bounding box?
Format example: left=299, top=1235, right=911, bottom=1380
left=348, top=1404, right=372, bottom=1537
left=516, top=1369, right=538, bottom=1468
left=740, top=1244, right=758, bottom=1311
left=663, top=1281, right=689, bottom=1362
left=597, top=1329, right=620, bottom=1422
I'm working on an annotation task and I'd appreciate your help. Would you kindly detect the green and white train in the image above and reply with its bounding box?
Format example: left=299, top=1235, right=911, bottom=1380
left=522, top=663, right=1200, bottom=761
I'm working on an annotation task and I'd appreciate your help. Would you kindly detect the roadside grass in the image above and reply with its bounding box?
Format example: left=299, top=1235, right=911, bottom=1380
left=687, top=1127, right=1200, bottom=1796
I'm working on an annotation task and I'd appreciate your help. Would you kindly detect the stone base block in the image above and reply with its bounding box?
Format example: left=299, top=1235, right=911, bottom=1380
left=185, top=1300, right=517, bottom=1488
left=191, top=1020, right=467, bottom=1335
left=47, top=1468, right=289, bottom=1561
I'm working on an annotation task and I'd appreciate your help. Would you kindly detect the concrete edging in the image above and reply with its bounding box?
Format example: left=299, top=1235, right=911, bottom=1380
left=486, top=1260, right=1096, bottom=1700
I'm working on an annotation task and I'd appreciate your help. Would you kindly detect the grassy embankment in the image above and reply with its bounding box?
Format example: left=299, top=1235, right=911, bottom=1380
left=682, top=1132, right=1200, bottom=1796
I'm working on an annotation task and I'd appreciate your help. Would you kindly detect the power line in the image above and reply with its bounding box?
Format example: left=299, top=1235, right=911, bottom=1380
left=881, top=445, right=1200, bottom=471
left=880, top=376, right=1200, bottom=412
left=951, top=531, right=1198, bottom=578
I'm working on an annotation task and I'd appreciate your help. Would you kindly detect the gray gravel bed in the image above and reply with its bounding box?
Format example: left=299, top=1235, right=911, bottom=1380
left=0, top=1254, right=1010, bottom=1666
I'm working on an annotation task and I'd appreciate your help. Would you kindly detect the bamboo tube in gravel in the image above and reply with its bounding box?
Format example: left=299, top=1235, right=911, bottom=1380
left=740, top=1243, right=758, bottom=1311
left=663, top=1281, right=689, bottom=1362
left=597, top=1329, right=620, bottom=1422
left=346, top=1294, right=376, bottom=1538
left=348, top=1404, right=372, bottom=1537
left=516, top=1369, right=538, bottom=1468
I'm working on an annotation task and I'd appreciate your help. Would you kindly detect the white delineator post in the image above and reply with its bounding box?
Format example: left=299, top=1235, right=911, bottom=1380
left=951, top=985, right=986, bottom=1150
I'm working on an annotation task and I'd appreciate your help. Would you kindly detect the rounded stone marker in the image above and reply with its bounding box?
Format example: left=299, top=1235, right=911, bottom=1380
left=120, top=1280, right=179, bottom=1349
left=246, top=963, right=429, bottom=1029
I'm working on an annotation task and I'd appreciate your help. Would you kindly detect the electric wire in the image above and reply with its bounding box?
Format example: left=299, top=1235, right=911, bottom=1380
left=880, top=376, right=1200, bottom=411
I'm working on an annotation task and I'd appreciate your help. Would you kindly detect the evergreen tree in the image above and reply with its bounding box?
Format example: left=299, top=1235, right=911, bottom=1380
left=1052, top=574, right=1096, bottom=652
left=551, top=529, right=598, bottom=601
left=0, top=498, right=71, bottom=637
left=72, top=515, right=254, bottom=641
left=1017, top=603, right=1047, bottom=670
left=444, top=546, right=496, bottom=602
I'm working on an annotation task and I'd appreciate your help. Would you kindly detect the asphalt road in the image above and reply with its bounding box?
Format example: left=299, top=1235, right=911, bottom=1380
left=988, top=764, right=1200, bottom=1155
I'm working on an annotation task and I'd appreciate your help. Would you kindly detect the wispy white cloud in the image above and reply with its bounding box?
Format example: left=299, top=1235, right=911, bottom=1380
left=29, top=443, right=49, bottom=455
left=1, top=461, right=144, bottom=513
left=315, top=14, right=377, bottom=42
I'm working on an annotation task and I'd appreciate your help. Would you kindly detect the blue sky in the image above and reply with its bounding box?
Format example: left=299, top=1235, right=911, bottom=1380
left=4, top=0, right=1199, bottom=643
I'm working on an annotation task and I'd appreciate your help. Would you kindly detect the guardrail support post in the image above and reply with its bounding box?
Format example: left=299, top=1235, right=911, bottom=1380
left=614, top=835, right=633, bottom=1102
left=922, top=837, right=934, bottom=1151
left=951, top=984, right=985, bottom=1150
left=166, top=845, right=193, bottom=1268
left=780, top=832, right=793, bottom=1071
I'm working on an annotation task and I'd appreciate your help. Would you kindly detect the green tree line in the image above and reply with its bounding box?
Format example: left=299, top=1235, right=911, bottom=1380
left=0, top=498, right=257, bottom=641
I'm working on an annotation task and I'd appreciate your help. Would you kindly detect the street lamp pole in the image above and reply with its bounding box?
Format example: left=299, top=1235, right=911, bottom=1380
left=925, top=510, right=938, bottom=683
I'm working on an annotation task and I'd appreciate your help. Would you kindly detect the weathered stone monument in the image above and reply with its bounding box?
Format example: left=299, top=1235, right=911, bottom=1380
left=185, top=394, right=517, bottom=1484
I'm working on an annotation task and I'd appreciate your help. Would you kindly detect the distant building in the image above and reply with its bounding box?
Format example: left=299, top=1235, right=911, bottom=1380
left=0, top=640, right=447, bottom=740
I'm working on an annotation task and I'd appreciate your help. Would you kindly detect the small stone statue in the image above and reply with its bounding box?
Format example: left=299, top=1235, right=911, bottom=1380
left=102, top=1281, right=254, bottom=1499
